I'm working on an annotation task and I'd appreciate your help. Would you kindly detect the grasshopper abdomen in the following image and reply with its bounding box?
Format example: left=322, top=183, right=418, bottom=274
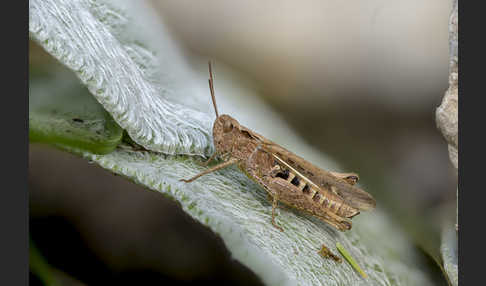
left=268, top=161, right=360, bottom=219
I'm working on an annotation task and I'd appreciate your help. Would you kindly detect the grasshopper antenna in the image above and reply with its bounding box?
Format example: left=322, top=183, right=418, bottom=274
left=208, top=61, right=219, bottom=118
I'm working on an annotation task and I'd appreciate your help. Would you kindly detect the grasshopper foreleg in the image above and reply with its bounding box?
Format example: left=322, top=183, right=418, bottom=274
left=180, top=158, right=238, bottom=183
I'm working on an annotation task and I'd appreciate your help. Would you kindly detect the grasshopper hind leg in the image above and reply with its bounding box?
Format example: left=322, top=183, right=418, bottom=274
left=320, top=214, right=352, bottom=231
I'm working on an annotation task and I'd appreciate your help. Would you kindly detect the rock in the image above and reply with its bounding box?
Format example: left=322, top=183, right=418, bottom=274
left=436, top=0, right=458, bottom=172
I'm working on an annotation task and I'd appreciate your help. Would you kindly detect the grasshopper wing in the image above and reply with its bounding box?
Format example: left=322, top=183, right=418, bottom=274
left=257, top=139, right=376, bottom=211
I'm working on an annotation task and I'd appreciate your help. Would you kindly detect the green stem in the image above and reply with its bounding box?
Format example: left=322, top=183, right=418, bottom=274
left=336, top=242, right=367, bottom=279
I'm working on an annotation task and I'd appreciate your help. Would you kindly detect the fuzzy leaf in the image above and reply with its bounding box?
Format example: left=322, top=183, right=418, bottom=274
left=30, top=0, right=213, bottom=156
left=65, top=144, right=434, bottom=286
left=440, top=224, right=458, bottom=286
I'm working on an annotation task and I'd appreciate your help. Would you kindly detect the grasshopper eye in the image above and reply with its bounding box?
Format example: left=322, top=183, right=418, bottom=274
left=223, top=120, right=233, bottom=133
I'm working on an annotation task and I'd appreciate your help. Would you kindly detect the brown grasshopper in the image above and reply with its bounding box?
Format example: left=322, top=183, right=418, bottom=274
left=180, top=62, right=376, bottom=232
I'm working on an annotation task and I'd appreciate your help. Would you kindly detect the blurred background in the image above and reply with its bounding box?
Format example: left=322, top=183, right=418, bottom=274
left=29, top=1, right=456, bottom=285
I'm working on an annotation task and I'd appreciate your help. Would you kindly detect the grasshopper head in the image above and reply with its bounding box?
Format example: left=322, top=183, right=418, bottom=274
left=213, top=114, right=241, bottom=154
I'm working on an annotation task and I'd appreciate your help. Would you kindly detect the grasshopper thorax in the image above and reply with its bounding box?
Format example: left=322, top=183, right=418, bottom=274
left=213, top=114, right=241, bottom=155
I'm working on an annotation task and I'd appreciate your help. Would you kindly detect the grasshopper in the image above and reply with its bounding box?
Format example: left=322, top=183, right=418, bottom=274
left=180, top=62, right=376, bottom=231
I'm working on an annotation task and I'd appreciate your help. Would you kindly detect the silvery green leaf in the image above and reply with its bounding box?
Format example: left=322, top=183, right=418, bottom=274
left=440, top=224, right=458, bottom=286
left=30, top=0, right=213, bottom=156
left=67, top=143, right=433, bottom=286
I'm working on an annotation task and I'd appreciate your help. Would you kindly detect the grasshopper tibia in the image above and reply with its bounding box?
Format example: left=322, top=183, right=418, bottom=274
left=180, top=158, right=238, bottom=183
